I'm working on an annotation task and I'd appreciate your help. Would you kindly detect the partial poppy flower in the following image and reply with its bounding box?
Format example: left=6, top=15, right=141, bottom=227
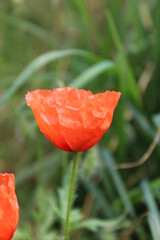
left=0, top=173, right=19, bottom=240
left=26, top=87, right=121, bottom=152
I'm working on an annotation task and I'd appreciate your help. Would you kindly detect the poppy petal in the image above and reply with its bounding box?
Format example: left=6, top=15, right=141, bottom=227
left=0, top=173, right=19, bottom=240
left=26, top=87, right=121, bottom=152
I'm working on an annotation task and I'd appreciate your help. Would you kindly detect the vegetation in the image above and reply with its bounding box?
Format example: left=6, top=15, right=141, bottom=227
left=0, top=0, right=160, bottom=239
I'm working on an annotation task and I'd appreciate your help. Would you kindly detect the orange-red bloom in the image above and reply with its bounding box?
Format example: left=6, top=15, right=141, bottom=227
left=26, top=87, right=121, bottom=152
left=0, top=173, right=19, bottom=240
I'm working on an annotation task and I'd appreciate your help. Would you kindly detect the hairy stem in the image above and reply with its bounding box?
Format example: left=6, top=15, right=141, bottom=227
left=64, top=152, right=78, bottom=240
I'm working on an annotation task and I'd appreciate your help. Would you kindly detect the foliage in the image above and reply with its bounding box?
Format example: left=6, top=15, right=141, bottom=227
left=1, top=0, right=160, bottom=239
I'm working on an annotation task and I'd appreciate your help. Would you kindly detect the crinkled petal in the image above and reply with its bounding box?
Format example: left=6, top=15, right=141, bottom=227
left=0, top=173, right=19, bottom=240
left=25, top=87, right=121, bottom=152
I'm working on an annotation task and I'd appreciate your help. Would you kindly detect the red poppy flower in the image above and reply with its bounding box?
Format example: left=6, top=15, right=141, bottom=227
left=26, top=87, right=121, bottom=152
left=0, top=173, right=19, bottom=240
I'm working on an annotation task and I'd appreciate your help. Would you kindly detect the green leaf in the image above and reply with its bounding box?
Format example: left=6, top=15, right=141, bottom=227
left=102, top=150, right=135, bottom=217
left=15, top=152, right=60, bottom=187
left=80, top=176, right=113, bottom=218
left=77, top=213, right=126, bottom=232
left=70, top=60, right=116, bottom=88
left=152, top=113, right=160, bottom=128
left=141, top=179, right=160, bottom=240
left=0, top=13, right=54, bottom=46
left=106, top=10, right=142, bottom=108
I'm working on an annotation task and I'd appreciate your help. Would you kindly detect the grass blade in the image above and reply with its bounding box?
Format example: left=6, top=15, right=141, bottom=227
left=80, top=176, right=113, bottom=218
left=102, top=150, right=135, bottom=217
left=70, top=60, right=116, bottom=88
left=106, top=10, right=142, bottom=108
left=141, top=179, right=160, bottom=240
left=128, top=101, right=156, bottom=140
left=0, top=49, right=94, bottom=108
left=15, top=152, right=59, bottom=187
left=0, top=13, right=54, bottom=47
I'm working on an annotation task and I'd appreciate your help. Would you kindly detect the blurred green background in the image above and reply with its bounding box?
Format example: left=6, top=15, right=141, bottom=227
left=1, top=0, right=160, bottom=239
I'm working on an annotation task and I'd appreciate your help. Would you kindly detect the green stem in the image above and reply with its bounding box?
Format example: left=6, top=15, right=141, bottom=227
left=64, top=152, right=78, bottom=240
